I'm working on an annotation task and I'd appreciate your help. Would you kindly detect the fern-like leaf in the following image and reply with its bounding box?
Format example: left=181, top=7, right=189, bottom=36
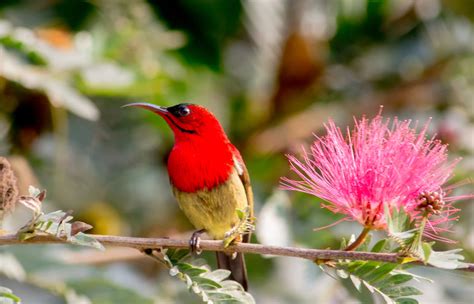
left=334, top=236, right=424, bottom=304
left=161, top=249, right=255, bottom=304
left=17, top=186, right=103, bottom=250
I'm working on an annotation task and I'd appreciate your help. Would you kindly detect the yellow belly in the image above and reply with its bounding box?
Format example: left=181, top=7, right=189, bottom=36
left=172, top=168, right=248, bottom=239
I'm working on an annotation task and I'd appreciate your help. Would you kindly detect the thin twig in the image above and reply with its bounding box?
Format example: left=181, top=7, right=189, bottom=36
left=0, top=233, right=473, bottom=272
left=344, top=227, right=371, bottom=251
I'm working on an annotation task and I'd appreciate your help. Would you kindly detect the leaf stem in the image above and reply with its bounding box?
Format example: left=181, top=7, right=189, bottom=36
left=344, top=227, right=371, bottom=251
left=406, top=216, right=428, bottom=258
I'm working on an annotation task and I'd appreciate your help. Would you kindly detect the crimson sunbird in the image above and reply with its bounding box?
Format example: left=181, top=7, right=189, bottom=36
left=124, top=102, right=254, bottom=290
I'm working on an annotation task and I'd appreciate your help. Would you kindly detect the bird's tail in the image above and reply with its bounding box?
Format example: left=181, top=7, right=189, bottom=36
left=216, top=233, right=250, bottom=291
left=216, top=251, right=248, bottom=291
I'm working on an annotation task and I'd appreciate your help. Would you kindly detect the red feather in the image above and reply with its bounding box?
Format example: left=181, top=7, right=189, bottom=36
left=167, top=105, right=236, bottom=192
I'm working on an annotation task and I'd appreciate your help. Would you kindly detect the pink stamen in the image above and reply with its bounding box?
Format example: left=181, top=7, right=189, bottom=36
left=281, top=111, right=473, bottom=242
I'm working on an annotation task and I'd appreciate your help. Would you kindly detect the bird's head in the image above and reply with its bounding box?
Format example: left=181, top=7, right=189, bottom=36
left=123, top=102, right=227, bottom=142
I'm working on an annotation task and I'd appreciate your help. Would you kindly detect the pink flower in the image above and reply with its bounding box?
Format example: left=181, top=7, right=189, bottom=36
left=281, top=111, right=470, bottom=242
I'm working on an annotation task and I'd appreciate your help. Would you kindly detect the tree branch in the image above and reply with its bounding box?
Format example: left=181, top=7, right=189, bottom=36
left=1, top=233, right=473, bottom=272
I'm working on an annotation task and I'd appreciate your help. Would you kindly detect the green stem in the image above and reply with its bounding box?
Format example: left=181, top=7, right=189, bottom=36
left=344, top=227, right=371, bottom=251
left=406, top=216, right=428, bottom=258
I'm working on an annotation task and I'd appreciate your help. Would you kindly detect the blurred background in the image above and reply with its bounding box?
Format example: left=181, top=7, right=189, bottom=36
left=0, top=0, right=473, bottom=303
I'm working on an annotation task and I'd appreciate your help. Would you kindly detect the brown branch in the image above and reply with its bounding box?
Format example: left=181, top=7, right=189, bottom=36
left=0, top=233, right=473, bottom=272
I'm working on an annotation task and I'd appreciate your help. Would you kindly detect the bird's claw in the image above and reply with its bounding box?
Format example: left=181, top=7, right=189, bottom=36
left=189, top=229, right=205, bottom=255
left=189, top=235, right=201, bottom=254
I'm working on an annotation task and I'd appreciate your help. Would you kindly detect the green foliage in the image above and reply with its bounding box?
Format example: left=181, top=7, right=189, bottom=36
left=147, top=0, right=243, bottom=69
left=385, top=205, right=417, bottom=248
left=333, top=240, right=424, bottom=304
left=0, top=36, right=47, bottom=65
left=0, top=19, right=100, bottom=121
left=0, top=0, right=472, bottom=302
left=162, top=249, right=255, bottom=304
left=385, top=205, right=468, bottom=269
left=0, top=286, right=21, bottom=304
left=17, top=186, right=104, bottom=250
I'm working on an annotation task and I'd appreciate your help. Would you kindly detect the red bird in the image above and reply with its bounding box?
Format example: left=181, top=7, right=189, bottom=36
left=124, top=103, right=253, bottom=290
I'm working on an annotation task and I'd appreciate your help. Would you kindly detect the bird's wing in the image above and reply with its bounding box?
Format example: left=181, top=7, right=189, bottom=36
left=215, top=145, right=253, bottom=290
left=230, top=145, right=254, bottom=243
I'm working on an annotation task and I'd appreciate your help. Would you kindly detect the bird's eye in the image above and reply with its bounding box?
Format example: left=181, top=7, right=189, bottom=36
left=167, top=103, right=192, bottom=118
left=178, top=106, right=191, bottom=117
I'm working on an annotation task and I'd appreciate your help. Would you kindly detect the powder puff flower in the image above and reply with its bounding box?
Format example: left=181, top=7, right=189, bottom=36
left=281, top=111, right=471, bottom=242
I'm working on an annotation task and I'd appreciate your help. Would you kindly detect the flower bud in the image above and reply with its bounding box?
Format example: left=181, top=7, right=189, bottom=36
left=416, top=190, right=445, bottom=216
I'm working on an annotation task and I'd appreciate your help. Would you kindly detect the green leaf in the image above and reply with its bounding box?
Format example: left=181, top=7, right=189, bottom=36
left=16, top=205, right=103, bottom=251
left=396, top=298, right=419, bottom=304
left=421, top=242, right=432, bottom=262
left=357, top=233, right=372, bottom=252
left=224, top=207, right=254, bottom=248
left=379, top=274, right=413, bottom=288
left=69, top=233, right=105, bottom=251
left=167, top=249, right=189, bottom=264
left=334, top=238, right=422, bottom=304
left=236, top=208, right=245, bottom=220
left=361, top=281, right=395, bottom=304
left=18, top=232, right=35, bottom=241
left=353, top=261, right=379, bottom=277
left=385, top=205, right=417, bottom=247
left=372, top=239, right=388, bottom=252
left=0, top=286, right=21, bottom=303
left=347, top=261, right=366, bottom=273
left=337, top=261, right=421, bottom=304
left=192, top=277, right=222, bottom=289
left=202, top=269, right=232, bottom=282
left=163, top=252, right=255, bottom=303
left=339, top=237, right=348, bottom=250
left=390, top=270, right=433, bottom=283
left=0, top=35, right=47, bottom=66
left=177, top=263, right=207, bottom=277
left=219, top=280, right=245, bottom=291
left=365, top=263, right=399, bottom=283
left=382, top=286, right=422, bottom=297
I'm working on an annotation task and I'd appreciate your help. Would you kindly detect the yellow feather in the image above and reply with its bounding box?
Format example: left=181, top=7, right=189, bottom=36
left=172, top=167, right=248, bottom=239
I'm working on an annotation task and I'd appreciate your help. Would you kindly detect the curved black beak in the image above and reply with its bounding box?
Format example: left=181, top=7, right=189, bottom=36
left=122, top=102, right=168, bottom=115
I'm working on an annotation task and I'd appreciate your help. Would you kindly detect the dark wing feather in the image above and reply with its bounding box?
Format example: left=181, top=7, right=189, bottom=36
left=216, top=251, right=248, bottom=290
left=231, top=145, right=254, bottom=224
left=215, top=145, right=253, bottom=291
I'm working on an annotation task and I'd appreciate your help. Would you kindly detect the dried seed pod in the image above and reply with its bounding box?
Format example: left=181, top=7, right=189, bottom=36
left=416, top=190, right=445, bottom=216
left=0, top=157, right=19, bottom=217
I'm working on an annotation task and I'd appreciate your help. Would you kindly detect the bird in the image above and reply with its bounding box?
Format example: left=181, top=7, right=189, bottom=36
left=124, top=102, right=254, bottom=290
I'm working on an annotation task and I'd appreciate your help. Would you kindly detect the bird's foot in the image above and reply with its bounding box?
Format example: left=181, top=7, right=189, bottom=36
left=189, top=229, right=206, bottom=255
